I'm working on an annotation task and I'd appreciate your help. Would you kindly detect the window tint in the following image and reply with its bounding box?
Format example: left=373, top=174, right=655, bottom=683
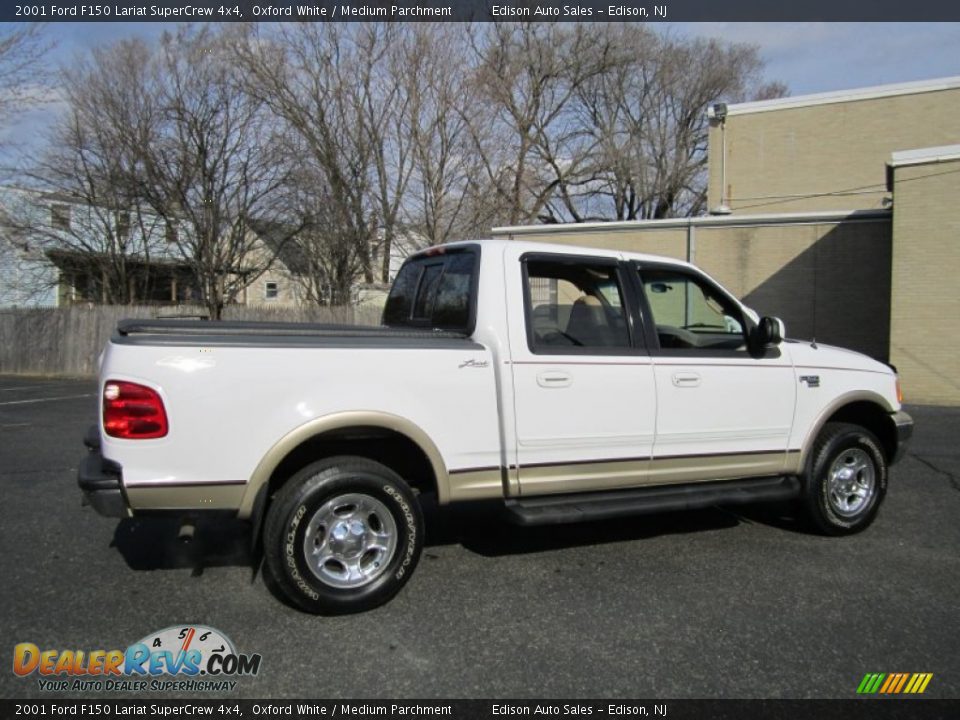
left=412, top=263, right=444, bottom=320
left=383, top=250, right=477, bottom=331
left=383, top=262, right=419, bottom=325
left=525, top=259, right=631, bottom=352
left=640, top=268, right=746, bottom=352
left=432, top=253, right=475, bottom=328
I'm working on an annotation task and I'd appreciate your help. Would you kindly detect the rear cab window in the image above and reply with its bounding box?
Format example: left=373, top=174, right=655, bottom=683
left=383, top=246, right=479, bottom=333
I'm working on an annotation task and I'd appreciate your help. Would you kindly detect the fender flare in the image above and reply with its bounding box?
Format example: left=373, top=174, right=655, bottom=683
left=797, top=390, right=896, bottom=471
left=237, top=410, right=450, bottom=519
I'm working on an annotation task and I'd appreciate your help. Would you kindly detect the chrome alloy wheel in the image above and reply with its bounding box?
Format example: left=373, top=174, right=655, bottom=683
left=302, top=493, right=398, bottom=589
left=826, top=448, right=876, bottom=517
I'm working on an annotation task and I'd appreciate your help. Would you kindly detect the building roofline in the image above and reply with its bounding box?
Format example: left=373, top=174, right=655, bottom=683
left=491, top=209, right=890, bottom=237
left=724, top=75, right=960, bottom=117
left=890, top=144, right=960, bottom=168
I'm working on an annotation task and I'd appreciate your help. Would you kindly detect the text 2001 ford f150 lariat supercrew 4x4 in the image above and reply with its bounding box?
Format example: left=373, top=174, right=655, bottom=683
left=79, top=239, right=913, bottom=613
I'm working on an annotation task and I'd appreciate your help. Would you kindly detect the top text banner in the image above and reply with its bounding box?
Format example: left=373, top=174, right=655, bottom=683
left=8, top=0, right=960, bottom=22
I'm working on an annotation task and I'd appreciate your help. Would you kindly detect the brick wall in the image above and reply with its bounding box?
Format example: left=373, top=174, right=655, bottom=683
left=708, top=85, right=960, bottom=214
left=889, top=157, right=960, bottom=404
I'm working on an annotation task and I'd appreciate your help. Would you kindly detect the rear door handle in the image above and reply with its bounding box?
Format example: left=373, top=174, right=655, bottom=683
left=537, top=371, right=572, bottom=388
left=672, top=372, right=701, bottom=388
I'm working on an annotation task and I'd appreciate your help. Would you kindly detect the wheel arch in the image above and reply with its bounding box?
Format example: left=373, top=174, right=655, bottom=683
left=799, top=392, right=898, bottom=471
left=238, top=411, right=450, bottom=522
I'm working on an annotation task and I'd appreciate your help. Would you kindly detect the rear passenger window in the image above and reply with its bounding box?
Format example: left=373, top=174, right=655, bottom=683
left=383, top=249, right=478, bottom=332
left=524, top=258, right=631, bottom=352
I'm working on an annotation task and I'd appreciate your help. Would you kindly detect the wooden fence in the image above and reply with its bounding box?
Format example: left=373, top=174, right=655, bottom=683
left=0, top=304, right=382, bottom=377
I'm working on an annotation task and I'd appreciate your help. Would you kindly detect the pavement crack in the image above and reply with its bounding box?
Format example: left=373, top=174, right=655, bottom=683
left=910, top=453, right=960, bottom=493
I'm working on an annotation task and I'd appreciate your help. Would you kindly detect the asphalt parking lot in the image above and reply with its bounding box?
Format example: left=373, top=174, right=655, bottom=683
left=1, top=374, right=958, bottom=700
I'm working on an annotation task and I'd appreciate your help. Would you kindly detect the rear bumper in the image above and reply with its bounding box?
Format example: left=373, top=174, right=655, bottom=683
left=78, top=426, right=130, bottom=518
left=890, top=410, right=914, bottom=466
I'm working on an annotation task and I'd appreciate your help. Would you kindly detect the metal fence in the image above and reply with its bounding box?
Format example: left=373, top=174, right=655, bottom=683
left=0, top=304, right=383, bottom=377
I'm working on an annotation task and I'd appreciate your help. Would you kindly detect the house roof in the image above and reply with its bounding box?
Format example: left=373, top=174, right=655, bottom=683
left=248, top=218, right=311, bottom=275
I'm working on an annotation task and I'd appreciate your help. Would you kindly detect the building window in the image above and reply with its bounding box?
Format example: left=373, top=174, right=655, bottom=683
left=265, top=281, right=278, bottom=300
left=116, top=211, right=131, bottom=240
left=165, top=221, right=179, bottom=244
left=51, top=204, right=71, bottom=231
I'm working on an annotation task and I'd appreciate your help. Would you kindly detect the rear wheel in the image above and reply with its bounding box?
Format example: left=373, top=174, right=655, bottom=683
left=803, top=422, right=887, bottom=535
left=263, top=456, right=424, bottom=614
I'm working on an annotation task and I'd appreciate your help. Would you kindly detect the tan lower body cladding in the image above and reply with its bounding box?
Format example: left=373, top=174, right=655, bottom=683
left=449, top=450, right=802, bottom=499
left=125, top=450, right=802, bottom=510
left=125, top=482, right=247, bottom=511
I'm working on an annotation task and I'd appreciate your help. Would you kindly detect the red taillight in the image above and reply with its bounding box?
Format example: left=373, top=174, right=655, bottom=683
left=102, top=380, right=168, bottom=439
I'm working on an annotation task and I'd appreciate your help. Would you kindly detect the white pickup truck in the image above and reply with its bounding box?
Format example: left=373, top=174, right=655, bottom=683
left=79, top=239, right=913, bottom=613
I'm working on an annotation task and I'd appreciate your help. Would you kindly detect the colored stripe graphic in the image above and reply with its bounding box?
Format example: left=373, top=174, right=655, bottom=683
left=858, top=673, right=933, bottom=694
left=893, top=674, right=909, bottom=693
left=857, top=673, right=881, bottom=693
left=879, top=674, right=896, bottom=693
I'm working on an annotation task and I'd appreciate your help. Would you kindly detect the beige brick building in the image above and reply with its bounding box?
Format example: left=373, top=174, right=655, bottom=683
left=706, top=76, right=960, bottom=214
left=493, top=76, right=960, bottom=405
left=888, top=146, right=960, bottom=404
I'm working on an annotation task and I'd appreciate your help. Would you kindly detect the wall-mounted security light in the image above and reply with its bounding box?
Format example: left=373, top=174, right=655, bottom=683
left=707, top=103, right=728, bottom=121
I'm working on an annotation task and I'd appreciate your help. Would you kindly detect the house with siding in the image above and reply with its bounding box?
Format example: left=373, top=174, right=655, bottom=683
left=0, top=186, right=419, bottom=311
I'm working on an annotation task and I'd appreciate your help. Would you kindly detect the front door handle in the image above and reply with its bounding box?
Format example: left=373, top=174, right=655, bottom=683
left=537, top=371, right=572, bottom=389
left=672, top=372, right=701, bottom=388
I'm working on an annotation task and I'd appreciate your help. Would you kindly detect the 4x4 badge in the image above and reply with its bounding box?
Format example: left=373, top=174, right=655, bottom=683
left=799, top=375, right=820, bottom=387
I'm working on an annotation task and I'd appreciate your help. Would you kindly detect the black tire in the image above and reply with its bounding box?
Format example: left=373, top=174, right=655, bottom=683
left=263, top=456, right=424, bottom=614
left=802, top=422, right=888, bottom=536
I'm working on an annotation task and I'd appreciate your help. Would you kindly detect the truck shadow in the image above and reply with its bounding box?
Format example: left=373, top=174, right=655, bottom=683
left=108, top=499, right=808, bottom=573
left=110, top=515, right=252, bottom=574
left=420, top=497, right=809, bottom=557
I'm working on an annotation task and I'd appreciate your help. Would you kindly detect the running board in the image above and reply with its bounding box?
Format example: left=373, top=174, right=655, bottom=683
left=503, top=476, right=801, bottom=526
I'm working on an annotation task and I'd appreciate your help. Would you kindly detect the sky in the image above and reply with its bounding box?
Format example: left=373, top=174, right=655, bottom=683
left=3, top=21, right=960, bottom=160
left=35, top=21, right=960, bottom=95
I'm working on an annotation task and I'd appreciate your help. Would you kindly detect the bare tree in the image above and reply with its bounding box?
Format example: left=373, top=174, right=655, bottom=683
left=0, top=25, right=53, bottom=148
left=235, top=23, right=386, bottom=304
left=399, top=25, right=486, bottom=246
left=8, top=39, right=163, bottom=305
left=577, top=28, right=787, bottom=220
left=13, top=27, right=295, bottom=316
left=464, top=23, right=618, bottom=226
left=464, top=23, right=786, bottom=225
left=359, top=24, right=416, bottom=282
left=135, top=26, right=293, bottom=319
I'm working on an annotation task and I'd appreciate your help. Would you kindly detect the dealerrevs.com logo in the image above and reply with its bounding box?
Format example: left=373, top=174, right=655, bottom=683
left=13, top=625, right=262, bottom=693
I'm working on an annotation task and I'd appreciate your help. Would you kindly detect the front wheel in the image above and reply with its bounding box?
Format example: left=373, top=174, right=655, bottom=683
left=802, top=422, right=888, bottom=536
left=263, top=456, right=424, bottom=614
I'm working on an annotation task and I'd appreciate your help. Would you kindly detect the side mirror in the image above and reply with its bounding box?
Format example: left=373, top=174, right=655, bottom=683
left=756, top=316, right=785, bottom=347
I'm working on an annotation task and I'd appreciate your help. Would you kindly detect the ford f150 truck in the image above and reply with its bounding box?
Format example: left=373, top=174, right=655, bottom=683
left=79, top=239, right=913, bottom=613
